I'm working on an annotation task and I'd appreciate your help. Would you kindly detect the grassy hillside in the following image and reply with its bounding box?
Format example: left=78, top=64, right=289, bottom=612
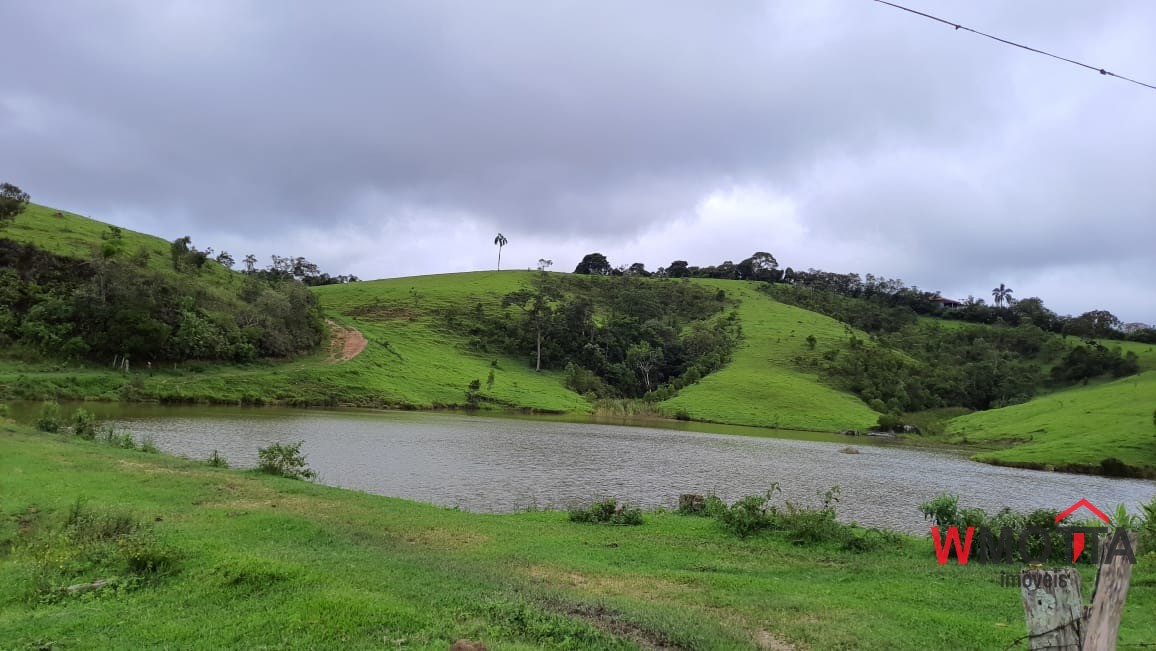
left=311, top=272, right=590, bottom=412
left=947, top=371, right=1156, bottom=476
left=663, top=281, right=878, bottom=431
left=3, top=209, right=881, bottom=429
left=4, top=426, right=1154, bottom=650
left=4, top=203, right=239, bottom=290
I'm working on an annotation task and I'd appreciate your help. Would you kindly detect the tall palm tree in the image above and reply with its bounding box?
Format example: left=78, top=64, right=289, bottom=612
left=493, top=233, right=508, bottom=270
left=991, top=283, right=1013, bottom=308
left=243, top=253, right=257, bottom=273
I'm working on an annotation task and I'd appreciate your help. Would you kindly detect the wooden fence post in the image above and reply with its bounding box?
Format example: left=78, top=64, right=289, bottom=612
left=1021, top=568, right=1083, bottom=650
left=1083, top=532, right=1137, bottom=651
left=1020, top=531, right=1137, bottom=651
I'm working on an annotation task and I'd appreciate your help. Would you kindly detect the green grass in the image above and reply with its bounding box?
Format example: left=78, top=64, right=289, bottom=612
left=309, top=272, right=589, bottom=412
left=3, top=425, right=1153, bottom=650
left=661, top=281, right=879, bottom=432
left=4, top=203, right=241, bottom=293
left=947, top=371, right=1156, bottom=475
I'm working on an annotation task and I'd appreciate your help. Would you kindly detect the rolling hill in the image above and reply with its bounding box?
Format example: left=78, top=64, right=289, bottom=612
left=3, top=204, right=1154, bottom=476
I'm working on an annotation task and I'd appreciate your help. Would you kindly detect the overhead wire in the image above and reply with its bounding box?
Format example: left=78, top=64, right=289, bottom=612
left=873, top=0, right=1156, bottom=92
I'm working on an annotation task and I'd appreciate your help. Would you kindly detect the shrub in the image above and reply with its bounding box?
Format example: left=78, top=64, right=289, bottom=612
left=70, top=408, right=99, bottom=440
left=919, top=492, right=987, bottom=529
left=207, top=449, right=229, bottom=468
left=139, top=436, right=159, bottom=454
left=256, top=441, right=316, bottom=480
left=716, top=485, right=780, bottom=538
left=568, top=499, right=643, bottom=526
left=36, top=401, right=63, bottom=433
left=1141, top=497, right=1156, bottom=555
left=0, top=403, right=10, bottom=419
left=677, top=494, right=706, bottom=515
left=779, top=487, right=843, bottom=545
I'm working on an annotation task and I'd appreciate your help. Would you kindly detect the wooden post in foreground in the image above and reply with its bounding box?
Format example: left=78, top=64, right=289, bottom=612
left=1020, top=531, right=1137, bottom=651
left=1083, top=531, right=1137, bottom=651
left=1021, top=568, right=1083, bottom=650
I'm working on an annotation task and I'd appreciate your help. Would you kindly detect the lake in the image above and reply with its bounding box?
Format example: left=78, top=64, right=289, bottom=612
left=12, top=404, right=1155, bottom=533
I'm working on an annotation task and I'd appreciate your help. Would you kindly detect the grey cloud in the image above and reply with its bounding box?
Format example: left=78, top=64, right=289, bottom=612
left=1, top=0, right=1154, bottom=321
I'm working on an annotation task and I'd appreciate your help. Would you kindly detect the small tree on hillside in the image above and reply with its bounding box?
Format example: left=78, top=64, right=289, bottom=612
left=502, top=275, right=560, bottom=371
left=0, top=183, right=30, bottom=228
left=627, top=340, right=663, bottom=393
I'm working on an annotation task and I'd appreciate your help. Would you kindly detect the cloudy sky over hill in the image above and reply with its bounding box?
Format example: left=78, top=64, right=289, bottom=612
left=3, top=1, right=1154, bottom=323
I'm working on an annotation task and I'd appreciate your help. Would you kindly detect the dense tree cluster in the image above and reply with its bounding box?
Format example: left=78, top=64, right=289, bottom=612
left=442, top=273, right=740, bottom=399
left=773, top=284, right=1143, bottom=413
left=573, top=251, right=783, bottom=282
left=0, top=232, right=325, bottom=364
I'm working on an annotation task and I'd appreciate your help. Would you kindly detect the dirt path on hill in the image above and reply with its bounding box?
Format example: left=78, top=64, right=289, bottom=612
left=327, top=320, right=368, bottom=362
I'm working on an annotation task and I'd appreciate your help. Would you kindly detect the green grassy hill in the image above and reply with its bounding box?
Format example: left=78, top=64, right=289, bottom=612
left=663, top=281, right=878, bottom=431
left=935, top=323, right=1156, bottom=476
left=310, top=272, right=590, bottom=412
left=946, top=372, right=1156, bottom=476
left=5, top=203, right=240, bottom=291
left=2, top=206, right=882, bottom=429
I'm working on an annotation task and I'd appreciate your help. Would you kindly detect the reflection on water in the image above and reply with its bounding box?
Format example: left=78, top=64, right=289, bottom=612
left=13, top=404, right=1156, bottom=533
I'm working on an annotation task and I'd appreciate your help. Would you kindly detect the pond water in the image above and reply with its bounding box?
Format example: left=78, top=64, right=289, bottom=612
left=12, top=404, right=1155, bottom=533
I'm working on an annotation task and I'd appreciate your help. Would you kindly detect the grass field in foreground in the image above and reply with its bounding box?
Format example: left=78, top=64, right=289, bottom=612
left=947, top=371, right=1156, bottom=475
left=2, top=426, right=1153, bottom=650
left=661, top=281, right=878, bottom=432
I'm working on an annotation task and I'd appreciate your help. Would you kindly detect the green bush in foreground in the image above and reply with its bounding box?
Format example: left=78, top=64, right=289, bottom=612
left=568, top=499, right=643, bottom=526
left=35, top=401, right=63, bottom=433
left=70, top=408, right=99, bottom=440
left=692, top=485, right=899, bottom=553
left=256, top=441, right=316, bottom=480
left=716, top=487, right=779, bottom=539
left=206, top=449, right=229, bottom=468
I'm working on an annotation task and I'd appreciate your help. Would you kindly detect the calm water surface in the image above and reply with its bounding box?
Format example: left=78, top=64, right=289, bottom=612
left=18, top=404, right=1155, bottom=533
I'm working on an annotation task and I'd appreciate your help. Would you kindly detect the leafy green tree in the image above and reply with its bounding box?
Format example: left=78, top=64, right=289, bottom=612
left=665, top=260, right=690, bottom=278
left=573, top=252, right=611, bottom=275
left=1067, top=310, right=1123, bottom=338
left=215, top=251, right=235, bottom=269
left=626, top=262, right=650, bottom=277
left=502, top=275, right=559, bottom=371
left=739, top=251, right=779, bottom=281
left=0, top=183, right=30, bottom=228
left=493, top=233, right=508, bottom=270
left=536, top=258, right=552, bottom=271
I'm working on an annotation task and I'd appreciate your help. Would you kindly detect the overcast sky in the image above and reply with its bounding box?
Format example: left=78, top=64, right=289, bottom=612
left=2, top=1, right=1154, bottom=323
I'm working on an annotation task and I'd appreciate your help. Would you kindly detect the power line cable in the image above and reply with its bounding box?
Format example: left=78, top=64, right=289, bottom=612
left=873, top=0, right=1156, bottom=92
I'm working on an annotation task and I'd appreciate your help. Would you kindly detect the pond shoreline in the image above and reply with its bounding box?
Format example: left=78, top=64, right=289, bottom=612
left=8, top=397, right=1151, bottom=481
left=8, top=402, right=1152, bottom=534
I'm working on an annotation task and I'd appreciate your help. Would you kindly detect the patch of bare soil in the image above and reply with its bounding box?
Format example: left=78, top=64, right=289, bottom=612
left=327, top=320, right=368, bottom=362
